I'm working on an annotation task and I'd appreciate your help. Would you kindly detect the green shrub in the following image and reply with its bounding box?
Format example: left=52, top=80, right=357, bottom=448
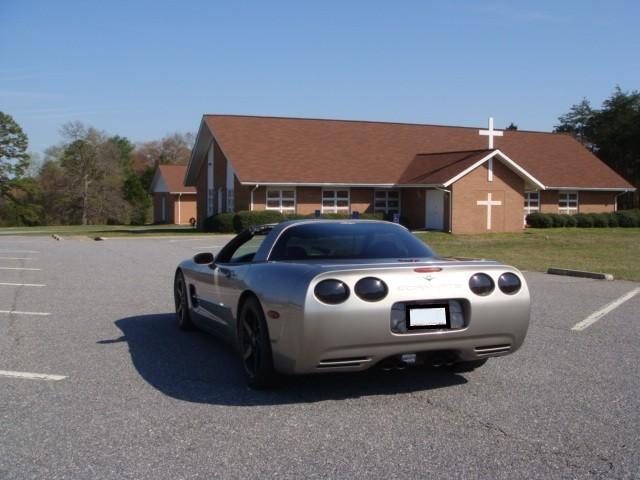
left=629, top=209, right=640, bottom=225
left=589, top=213, right=609, bottom=228
left=201, top=215, right=214, bottom=232
left=314, top=213, right=352, bottom=219
left=286, top=212, right=385, bottom=221
left=233, top=210, right=285, bottom=231
left=202, top=213, right=235, bottom=233
left=564, top=215, right=577, bottom=227
left=573, top=213, right=594, bottom=228
left=360, top=212, right=386, bottom=220
left=214, top=212, right=236, bottom=233
left=550, top=213, right=567, bottom=227
left=526, top=212, right=553, bottom=228
left=285, top=214, right=309, bottom=220
left=231, top=210, right=388, bottom=232
left=606, top=213, right=619, bottom=227
left=615, top=210, right=640, bottom=227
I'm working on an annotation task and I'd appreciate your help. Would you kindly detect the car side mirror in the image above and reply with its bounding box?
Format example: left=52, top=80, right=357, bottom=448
left=193, top=252, right=214, bottom=265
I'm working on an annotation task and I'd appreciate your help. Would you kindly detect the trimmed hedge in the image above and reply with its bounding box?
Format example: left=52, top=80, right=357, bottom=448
left=233, top=210, right=286, bottom=231
left=550, top=214, right=567, bottom=227
left=202, top=212, right=236, bottom=233
left=564, top=215, right=577, bottom=227
left=208, top=209, right=640, bottom=233
left=526, top=210, right=640, bottom=229
left=203, top=210, right=387, bottom=233
left=573, top=213, right=594, bottom=228
left=615, top=210, right=640, bottom=227
left=526, top=213, right=553, bottom=228
left=590, top=213, right=609, bottom=227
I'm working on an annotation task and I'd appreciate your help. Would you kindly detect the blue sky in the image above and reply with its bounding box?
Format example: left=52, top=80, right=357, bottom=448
left=1, top=1, right=638, bottom=155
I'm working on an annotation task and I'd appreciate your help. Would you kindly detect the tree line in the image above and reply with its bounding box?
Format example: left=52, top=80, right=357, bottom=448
left=0, top=113, right=193, bottom=226
left=554, top=86, right=640, bottom=208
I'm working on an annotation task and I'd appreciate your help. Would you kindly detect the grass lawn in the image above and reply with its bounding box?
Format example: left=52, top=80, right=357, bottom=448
left=415, top=228, right=640, bottom=282
left=0, top=224, right=213, bottom=237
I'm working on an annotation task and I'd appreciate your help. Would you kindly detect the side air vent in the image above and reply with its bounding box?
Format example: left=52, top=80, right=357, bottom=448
left=317, top=357, right=371, bottom=369
left=188, top=284, right=198, bottom=307
left=474, top=345, right=512, bottom=357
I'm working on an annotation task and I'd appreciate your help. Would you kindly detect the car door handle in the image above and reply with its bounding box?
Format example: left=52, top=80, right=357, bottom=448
left=218, top=267, right=232, bottom=278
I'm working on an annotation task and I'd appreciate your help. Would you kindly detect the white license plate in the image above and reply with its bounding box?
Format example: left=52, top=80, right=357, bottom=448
left=408, top=306, right=449, bottom=329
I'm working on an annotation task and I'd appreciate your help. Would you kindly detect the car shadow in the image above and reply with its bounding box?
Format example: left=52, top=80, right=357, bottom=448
left=102, top=313, right=467, bottom=406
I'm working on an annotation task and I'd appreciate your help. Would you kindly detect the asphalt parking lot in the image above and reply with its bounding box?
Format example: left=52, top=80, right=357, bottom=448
left=0, top=235, right=638, bottom=479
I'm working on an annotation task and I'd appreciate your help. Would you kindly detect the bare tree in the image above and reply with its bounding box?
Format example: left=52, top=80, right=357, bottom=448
left=136, top=132, right=195, bottom=166
left=59, top=123, right=129, bottom=225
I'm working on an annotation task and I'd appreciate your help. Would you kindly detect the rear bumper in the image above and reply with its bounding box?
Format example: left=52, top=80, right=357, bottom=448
left=269, top=294, right=530, bottom=375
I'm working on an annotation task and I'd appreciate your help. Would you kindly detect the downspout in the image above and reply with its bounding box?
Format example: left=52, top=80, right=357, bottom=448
left=435, top=187, right=452, bottom=233
left=614, top=190, right=628, bottom=211
left=250, top=184, right=260, bottom=211
left=177, top=193, right=182, bottom=224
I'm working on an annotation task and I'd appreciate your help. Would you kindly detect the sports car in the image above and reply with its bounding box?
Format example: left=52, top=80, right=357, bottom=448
left=174, top=220, right=530, bottom=388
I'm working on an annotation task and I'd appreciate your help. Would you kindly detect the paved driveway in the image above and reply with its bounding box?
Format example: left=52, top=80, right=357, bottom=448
left=0, top=235, right=638, bottom=479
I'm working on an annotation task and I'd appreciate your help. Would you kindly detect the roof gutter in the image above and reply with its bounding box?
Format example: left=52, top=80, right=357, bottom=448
left=239, top=181, right=444, bottom=188
left=548, top=187, right=635, bottom=192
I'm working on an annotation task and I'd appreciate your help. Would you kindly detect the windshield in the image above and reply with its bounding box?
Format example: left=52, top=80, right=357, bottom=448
left=269, top=222, right=435, bottom=261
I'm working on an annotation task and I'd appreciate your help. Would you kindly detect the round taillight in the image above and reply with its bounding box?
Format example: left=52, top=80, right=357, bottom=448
left=354, top=277, right=388, bottom=302
left=469, top=273, right=495, bottom=296
left=314, top=279, right=350, bottom=304
left=498, top=272, right=521, bottom=294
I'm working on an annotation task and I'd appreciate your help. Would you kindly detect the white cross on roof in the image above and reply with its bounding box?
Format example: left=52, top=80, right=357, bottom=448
left=479, top=117, right=504, bottom=149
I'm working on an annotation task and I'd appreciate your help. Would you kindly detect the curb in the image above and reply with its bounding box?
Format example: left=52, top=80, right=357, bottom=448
left=547, top=267, right=614, bottom=281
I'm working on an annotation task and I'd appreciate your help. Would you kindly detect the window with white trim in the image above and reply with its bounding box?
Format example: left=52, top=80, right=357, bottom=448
left=524, top=191, right=539, bottom=214
left=374, top=190, right=401, bottom=215
left=226, top=162, right=235, bottom=213
left=523, top=191, right=540, bottom=225
left=322, top=189, right=350, bottom=213
left=226, top=189, right=234, bottom=212
left=558, top=192, right=578, bottom=214
left=266, top=188, right=296, bottom=213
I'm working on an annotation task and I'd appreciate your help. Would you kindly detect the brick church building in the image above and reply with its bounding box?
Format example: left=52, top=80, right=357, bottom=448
left=183, top=115, right=634, bottom=234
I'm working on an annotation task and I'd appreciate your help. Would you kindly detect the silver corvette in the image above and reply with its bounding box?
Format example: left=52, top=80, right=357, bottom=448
left=174, top=220, right=530, bottom=388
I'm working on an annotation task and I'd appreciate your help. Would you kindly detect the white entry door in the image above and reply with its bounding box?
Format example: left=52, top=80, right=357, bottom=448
left=425, top=190, right=444, bottom=230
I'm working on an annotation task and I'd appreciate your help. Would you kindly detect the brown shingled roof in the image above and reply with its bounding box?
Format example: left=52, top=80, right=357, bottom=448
left=398, top=150, right=492, bottom=185
left=197, top=115, right=633, bottom=189
left=157, top=164, right=196, bottom=193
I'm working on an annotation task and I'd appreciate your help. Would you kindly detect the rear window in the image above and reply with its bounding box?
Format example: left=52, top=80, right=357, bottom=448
left=269, top=222, right=434, bottom=261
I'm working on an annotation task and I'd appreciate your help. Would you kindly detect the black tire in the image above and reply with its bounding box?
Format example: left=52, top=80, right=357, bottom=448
left=238, top=296, right=279, bottom=389
left=174, top=271, right=192, bottom=330
left=446, top=358, right=488, bottom=373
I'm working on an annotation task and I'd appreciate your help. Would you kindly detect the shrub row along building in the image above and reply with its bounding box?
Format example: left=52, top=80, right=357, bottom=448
left=155, top=115, right=635, bottom=234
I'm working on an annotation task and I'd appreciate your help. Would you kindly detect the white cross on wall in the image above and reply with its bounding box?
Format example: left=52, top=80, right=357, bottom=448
left=476, top=192, right=502, bottom=230
left=479, top=117, right=503, bottom=149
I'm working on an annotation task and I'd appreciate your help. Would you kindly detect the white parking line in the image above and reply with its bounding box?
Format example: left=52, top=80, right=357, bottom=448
left=0, top=257, right=33, bottom=260
left=0, top=370, right=66, bottom=381
left=0, top=282, right=46, bottom=287
left=169, top=238, right=212, bottom=243
left=0, top=249, right=39, bottom=254
left=0, top=267, right=41, bottom=271
left=0, top=310, right=51, bottom=316
left=572, top=287, right=640, bottom=331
